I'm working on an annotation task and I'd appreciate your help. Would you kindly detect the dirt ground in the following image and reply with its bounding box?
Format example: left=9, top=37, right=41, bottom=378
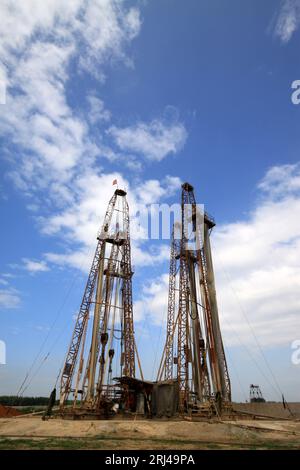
left=233, top=402, right=300, bottom=419
left=0, top=404, right=21, bottom=418
left=0, top=416, right=300, bottom=449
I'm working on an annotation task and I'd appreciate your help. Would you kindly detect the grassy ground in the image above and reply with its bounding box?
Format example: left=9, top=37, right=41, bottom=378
left=0, top=435, right=299, bottom=450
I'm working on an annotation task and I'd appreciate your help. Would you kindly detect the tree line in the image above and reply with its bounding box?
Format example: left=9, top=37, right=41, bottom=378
left=0, top=396, right=58, bottom=406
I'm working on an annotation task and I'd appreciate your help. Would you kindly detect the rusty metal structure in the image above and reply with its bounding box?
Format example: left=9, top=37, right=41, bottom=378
left=59, top=188, right=140, bottom=415
left=157, top=182, right=231, bottom=413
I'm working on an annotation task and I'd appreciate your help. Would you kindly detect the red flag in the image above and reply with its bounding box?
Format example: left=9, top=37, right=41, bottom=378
left=112, top=179, right=117, bottom=186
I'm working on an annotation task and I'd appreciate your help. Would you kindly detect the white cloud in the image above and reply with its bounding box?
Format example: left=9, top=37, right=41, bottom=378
left=135, top=176, right=181, bottom=205
left=0, top=1, right=186, bottom=274
left=0, top=1, right=140, bottom=70
left=0, top=288, right=20, bottom=309
left=134, top=274, right=169, bottom=325
left=1, top=273, right=15, bottom=279
left=0, top=0, right=142, bottom=194
left=35, top=325, right=50, bottom=332
left=212, top=164, right=300, bottom=349
left=0, top=275, right=21, bottom=309
left=22, top=258, right=50, bottom=274
left=273, top=0, right=300, bottom=43
left=138, top=180, right=166, bottom=204
left=0, top=1, right=81, bottom=60
left=258, top=163, right=300, bottom=197
left=42, top=171, right=181, bottom=271
left=78, top=2, right=141, bottom=75
left=108, top=118, right=187, bottom=161
left=87, top=94, right=111, bottom=124
left=135, top=163, right=300, bottom=350
left=45, top=249, right=92, bottom=273
left=0, top=0, right=187, bottom=341
left=163, top=175, right=182, bottom=194
left=40, top=171, right=129, bottom=245
left=132, top=244, right=170, bottom=268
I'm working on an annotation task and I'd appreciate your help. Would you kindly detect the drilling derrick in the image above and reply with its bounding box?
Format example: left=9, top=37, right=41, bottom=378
left=158, top=182, right=231, bottom=413
left=59, top=188, right=138, bottom=416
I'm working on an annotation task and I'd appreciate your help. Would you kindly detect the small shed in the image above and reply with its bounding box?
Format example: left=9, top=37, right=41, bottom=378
left=114, top=377, right=179, bottom=417
left=151, top=380, right=179, bottom=417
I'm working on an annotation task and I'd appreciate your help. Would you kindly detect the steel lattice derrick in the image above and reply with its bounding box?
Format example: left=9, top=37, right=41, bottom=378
left=177, top=250, right=190, bottom=410
left=180, top=184, right=210, bottom=403
left=122, top=197, right=135, bottom=377
left=79, top=242, right=113, bottom=404
left=160, top=182, right=231, bottom=412
left=176, top=187, right=191, bottom=410
left=187, top=186, right=231, bottom=402
left=93, top=242, right=120, bottom=403
left=183, top=186, right=221, bottom=396
left=186, top=250, right=211, bottom=401
left=59, top=188, right=138, bottom=413
left=59, top=193, right=118, bottom=408
left=164, top=227, right=178, bottom=380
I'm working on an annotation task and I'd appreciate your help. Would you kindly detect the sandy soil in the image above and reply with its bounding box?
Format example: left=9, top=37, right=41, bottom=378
left=0, top=417, right=299, bottom=449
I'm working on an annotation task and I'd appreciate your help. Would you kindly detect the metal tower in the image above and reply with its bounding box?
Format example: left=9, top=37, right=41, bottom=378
left=250, top=384, right=265, bottom=403
left=59, top=188, right=138, bottom=414
left=157, top=182, right=231, bottom=412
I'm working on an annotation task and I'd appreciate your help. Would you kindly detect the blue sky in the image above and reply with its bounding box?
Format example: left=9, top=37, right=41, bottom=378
left=1, top=0, right=300, bottom=402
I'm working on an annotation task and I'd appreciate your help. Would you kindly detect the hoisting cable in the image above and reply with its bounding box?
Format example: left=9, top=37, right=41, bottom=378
left=224, top=346, right=248, bottom=402
left=16, top=241, right=96, bottom=398
left=18, top=352, right=50, bottom=397
left=151, top=304, right=168, bottom=381
left=212, top=240, right=290, bottom=403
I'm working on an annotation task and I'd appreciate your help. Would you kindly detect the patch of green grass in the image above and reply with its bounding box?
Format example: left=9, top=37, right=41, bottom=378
left=0, top=438, right=105, bottom=450
left=0, top=436, right=299, bottom=451
left=19, top=407, right=46, bottom=414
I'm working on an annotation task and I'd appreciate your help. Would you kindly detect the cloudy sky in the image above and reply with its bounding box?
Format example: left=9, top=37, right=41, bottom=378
left=1, top=0, right=300, bottom=402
